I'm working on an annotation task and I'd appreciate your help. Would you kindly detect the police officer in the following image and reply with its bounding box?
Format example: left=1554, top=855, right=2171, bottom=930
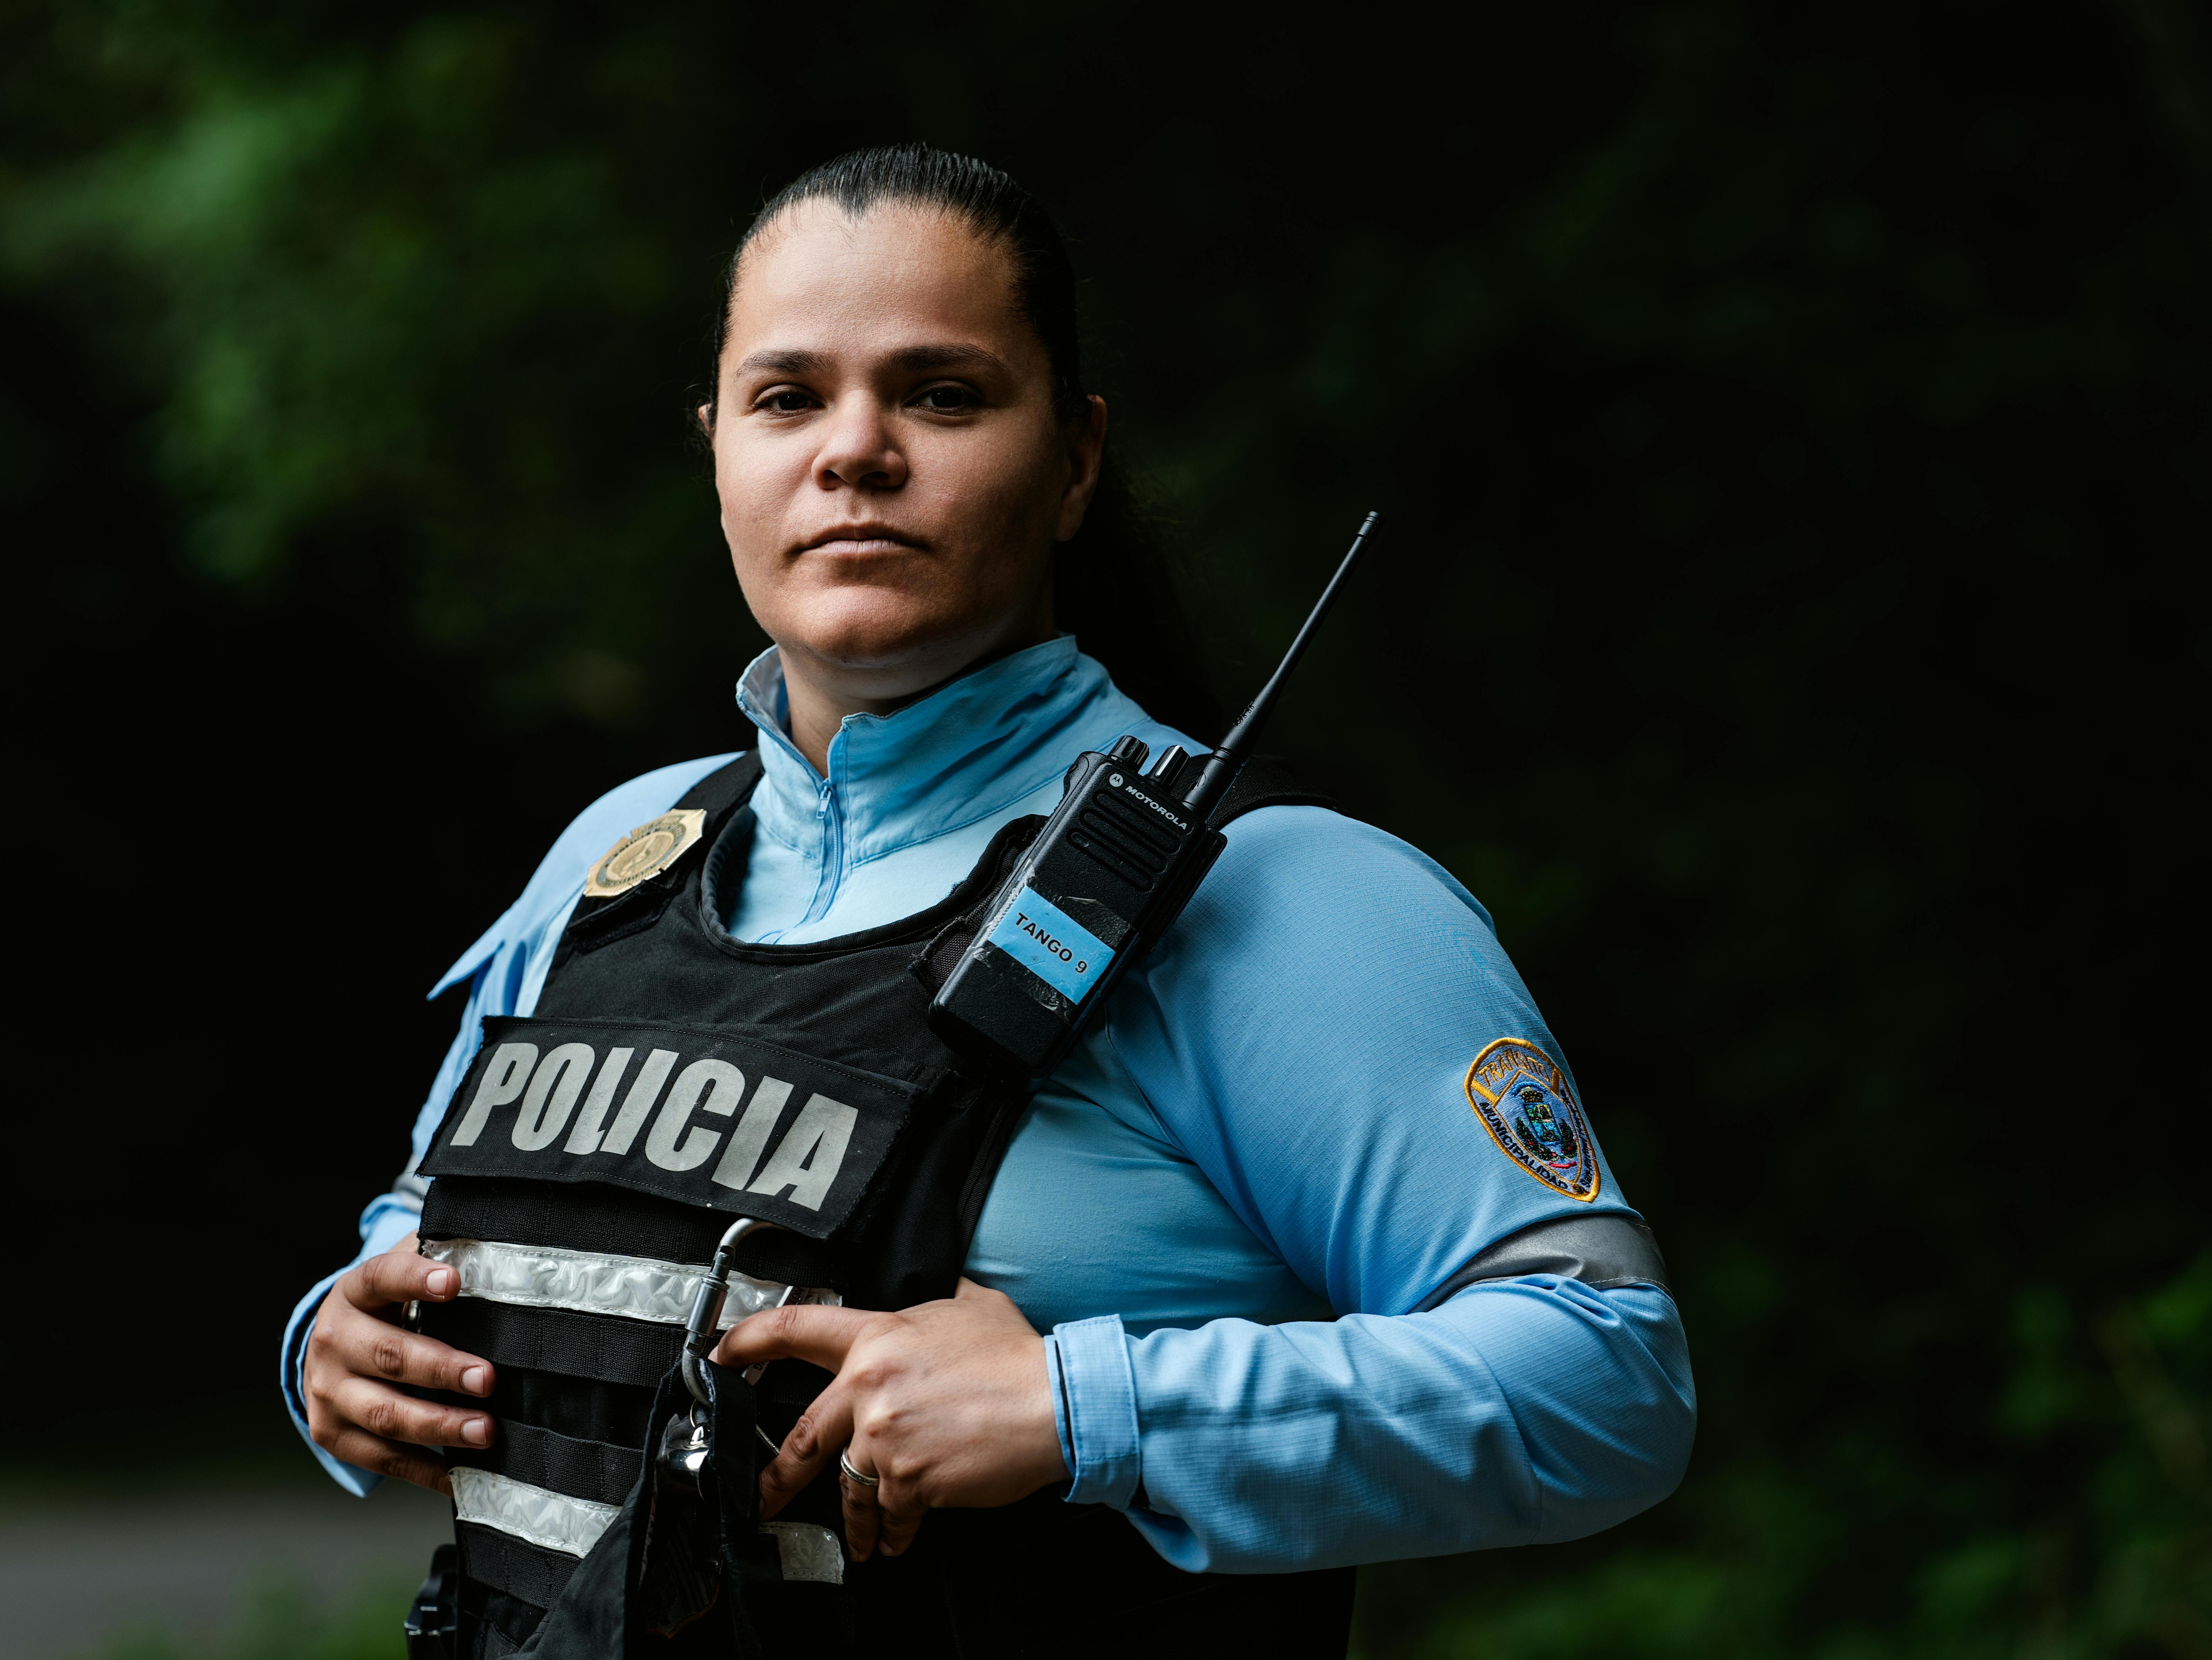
left=284, top=146, right=1694, bottom=1658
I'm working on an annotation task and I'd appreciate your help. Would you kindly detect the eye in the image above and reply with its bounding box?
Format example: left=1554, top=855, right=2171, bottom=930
left=913, top=383, right=983, bottom=413
left=755, top=387, right=817, bottom=414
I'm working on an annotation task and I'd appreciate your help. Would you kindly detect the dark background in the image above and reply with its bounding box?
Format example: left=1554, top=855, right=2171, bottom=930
left=4, top=1, right=2207, bottom=1653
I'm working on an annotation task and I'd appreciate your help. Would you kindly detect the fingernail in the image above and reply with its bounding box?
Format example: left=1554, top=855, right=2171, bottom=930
left=462, top=1418, right=492, bottom=1446
left=462, top=1366, right=488, bottom=1395
left=428, top=1268, right=456, bottom=1297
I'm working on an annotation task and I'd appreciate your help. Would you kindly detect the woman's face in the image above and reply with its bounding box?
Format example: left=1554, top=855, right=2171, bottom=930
left=706, top=201, right=1104, bottom=706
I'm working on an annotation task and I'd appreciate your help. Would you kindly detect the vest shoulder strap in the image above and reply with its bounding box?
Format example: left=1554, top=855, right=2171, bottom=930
left=674, top=749, right=765, bottom=817
left=1205, top=753, right=1336, bottom=829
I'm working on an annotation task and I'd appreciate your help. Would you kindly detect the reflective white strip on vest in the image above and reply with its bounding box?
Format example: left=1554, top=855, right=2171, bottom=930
left=762, top=1522, right=844, bottom=1584
left=421, top=1238, right=838, bottom=1328
left=450, top=1470, right=843, bottom=1583
left=451, top=1467, right=618, bottom=1558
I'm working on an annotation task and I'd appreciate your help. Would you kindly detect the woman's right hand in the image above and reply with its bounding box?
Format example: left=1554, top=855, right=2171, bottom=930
left=303, top=1232, right=496, bottom=1493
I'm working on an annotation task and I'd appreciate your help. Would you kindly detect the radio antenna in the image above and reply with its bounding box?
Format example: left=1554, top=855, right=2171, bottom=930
left=1182, top=510, right=1382, bottom=819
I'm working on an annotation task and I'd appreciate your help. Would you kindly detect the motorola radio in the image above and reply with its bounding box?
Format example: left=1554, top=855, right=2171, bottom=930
left=925, top=511, right=1382, bottom=1080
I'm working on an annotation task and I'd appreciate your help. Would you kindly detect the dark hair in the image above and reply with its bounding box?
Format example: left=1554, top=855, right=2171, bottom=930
left=705, top=144, right=1215, bottom=736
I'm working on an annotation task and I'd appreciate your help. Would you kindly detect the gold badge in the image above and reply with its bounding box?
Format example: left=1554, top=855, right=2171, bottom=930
left=1465, top=1038, right=1600, bottom=1202
left=585, top=809, right=708, bottom=898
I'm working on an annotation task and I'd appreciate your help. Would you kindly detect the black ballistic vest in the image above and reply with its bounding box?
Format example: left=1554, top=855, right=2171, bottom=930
left=413, top=754, right=1354, bottom=1659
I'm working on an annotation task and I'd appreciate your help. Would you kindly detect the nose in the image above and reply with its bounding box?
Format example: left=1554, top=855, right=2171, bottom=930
left=814, top=398, right=907, bottom=493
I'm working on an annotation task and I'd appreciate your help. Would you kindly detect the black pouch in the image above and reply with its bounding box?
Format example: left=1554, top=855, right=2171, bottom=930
left=513, top=1360, right=795, bottom=1659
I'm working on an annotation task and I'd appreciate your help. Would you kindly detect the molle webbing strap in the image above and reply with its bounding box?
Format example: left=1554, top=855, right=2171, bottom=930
left=462, top=1420, right=643, bottom=1510
left=481, top=1363, right=659, bottom=1451
left=432, top=1298, right=680, bottom=1389
left=457, top=1520, right=580, bottom=1612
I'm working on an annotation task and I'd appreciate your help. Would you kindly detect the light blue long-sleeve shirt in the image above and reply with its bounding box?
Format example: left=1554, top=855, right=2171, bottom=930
left=282, top=635, right=1693, bottom=1572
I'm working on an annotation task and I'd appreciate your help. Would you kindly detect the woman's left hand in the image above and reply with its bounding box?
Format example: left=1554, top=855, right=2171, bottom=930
left=712, top=1277, right=1068, bottom=1561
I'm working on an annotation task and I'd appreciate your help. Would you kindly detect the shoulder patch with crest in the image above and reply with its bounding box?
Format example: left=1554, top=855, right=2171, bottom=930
left=585, top=809, right=707, bottom=897
left=1465, top=1037, right=1600, bottom=1202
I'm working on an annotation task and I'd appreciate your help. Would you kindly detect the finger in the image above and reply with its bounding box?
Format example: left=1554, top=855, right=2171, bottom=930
left=317, top=1423, right=456, bottom=1495
left=757, top=1384, right=852, bottom=1521
left=329, top=1374, right=495, bottom=1453
left=713, top=1303, right=877, bottom=1373
left=349, top=1241, right=457, bottom=1311
left=840, top=1449, right=884, bottom=1562
left=315, top=1303, right=494, bottom=1396
left=873, top=1471, right=927, bottom=1559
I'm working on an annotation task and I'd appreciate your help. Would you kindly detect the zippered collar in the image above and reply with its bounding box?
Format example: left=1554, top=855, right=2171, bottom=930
left=734, top=635, right=1173, bottom=885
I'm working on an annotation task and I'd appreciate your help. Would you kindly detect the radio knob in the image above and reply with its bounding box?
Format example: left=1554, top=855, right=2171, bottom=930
left=1108, top=735, right=1149, bottom=768
left=1148, top=744, right=1189, bottom=782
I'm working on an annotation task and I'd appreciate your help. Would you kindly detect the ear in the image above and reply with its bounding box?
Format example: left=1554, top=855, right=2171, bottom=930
left=1054, top=396, right=1108, bottom=543
left=697, top=403, right=715, bottom=434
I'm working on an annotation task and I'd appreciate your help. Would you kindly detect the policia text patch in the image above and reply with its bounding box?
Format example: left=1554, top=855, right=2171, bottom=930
left=419, top=1015, right=923, bottom=1238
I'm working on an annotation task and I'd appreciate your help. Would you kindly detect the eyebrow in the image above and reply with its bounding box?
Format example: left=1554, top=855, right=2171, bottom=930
left=731, top=343, right=1010, bottom=378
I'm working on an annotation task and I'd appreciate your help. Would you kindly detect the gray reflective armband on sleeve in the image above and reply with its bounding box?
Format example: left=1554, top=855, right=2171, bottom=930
left=1419, top=1214, right=1671, bottom=1310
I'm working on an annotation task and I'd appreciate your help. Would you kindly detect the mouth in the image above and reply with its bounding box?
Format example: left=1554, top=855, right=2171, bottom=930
left=799, top=525, right=927, bottom=557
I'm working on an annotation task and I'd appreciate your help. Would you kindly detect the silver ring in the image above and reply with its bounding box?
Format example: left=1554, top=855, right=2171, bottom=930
left=838, top=1448, right=880, bottom=1490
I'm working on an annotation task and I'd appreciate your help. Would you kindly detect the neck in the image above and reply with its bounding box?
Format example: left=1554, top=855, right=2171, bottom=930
left=776, top=596, right=1056, bottom=776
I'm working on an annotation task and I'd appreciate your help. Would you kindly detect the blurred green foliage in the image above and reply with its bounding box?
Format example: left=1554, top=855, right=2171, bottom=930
left=5, top=4, right=735, bottom=724
left=4, top=1, right=2207, bottom=1656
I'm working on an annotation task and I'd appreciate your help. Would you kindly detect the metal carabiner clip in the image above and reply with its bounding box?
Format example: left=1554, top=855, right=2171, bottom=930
left=660, top=1215, right=790, bottom=1486
left=680, top=1216, right=790, bottom=1403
